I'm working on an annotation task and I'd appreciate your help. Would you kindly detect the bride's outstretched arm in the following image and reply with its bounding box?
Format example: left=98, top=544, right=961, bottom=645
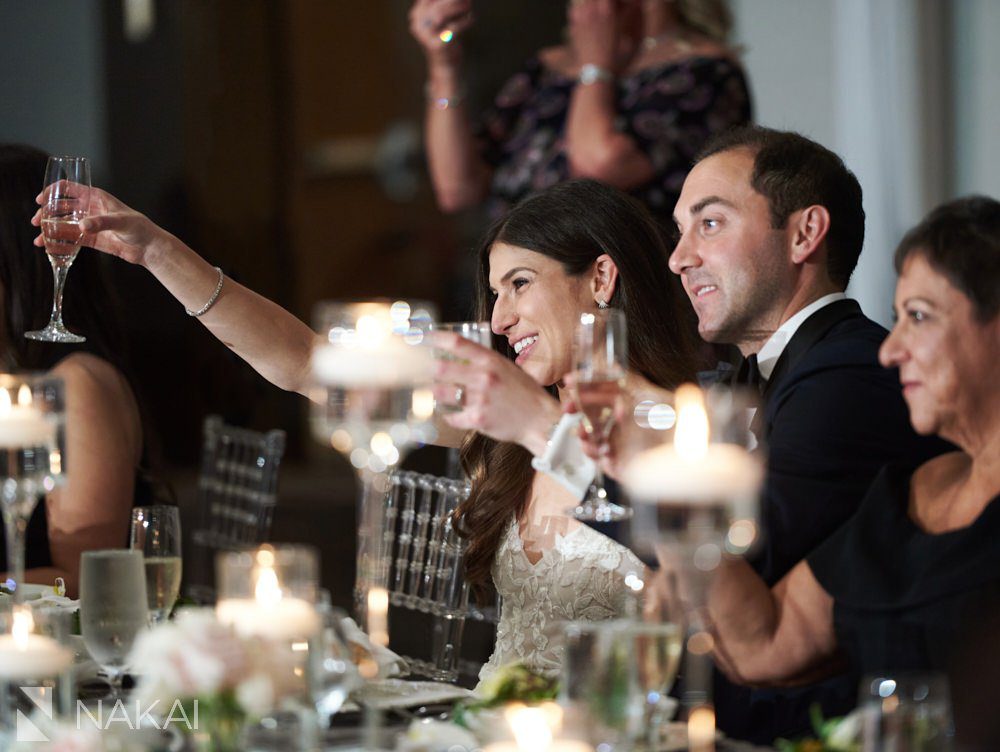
left=34, top=185, right=315, bottom=395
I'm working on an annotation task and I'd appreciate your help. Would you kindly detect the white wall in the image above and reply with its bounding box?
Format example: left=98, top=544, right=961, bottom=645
left=951, top=0, right=1000, bottom=199
left=729, top=0, right=1000, bottom=327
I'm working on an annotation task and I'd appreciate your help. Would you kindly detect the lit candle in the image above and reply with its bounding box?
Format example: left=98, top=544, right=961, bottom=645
left=215, top=548, right=319, bottom=641
left=0, top=385, right=55, bottom=449
left=482, top=703, right=593, bottom=752
left=311, top=309, right=433, bottom=388
left=0, top=606, right=72, bottom=680
left=622, top=385, right=763, bottom=503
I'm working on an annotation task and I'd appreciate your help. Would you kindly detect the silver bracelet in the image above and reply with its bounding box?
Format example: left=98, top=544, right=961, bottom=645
left=185, top=266, right=224, bottom=317
left=425, top=82, right=466, bottom=110
left=578, top=63, right=614, bottom=86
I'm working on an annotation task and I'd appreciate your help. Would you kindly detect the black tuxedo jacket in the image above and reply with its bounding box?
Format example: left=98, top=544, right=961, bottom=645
left=717, top=298, right=952, bottom=743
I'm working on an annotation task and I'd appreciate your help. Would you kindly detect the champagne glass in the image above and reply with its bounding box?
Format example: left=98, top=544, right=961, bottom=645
left=26, top=156, right=91, bottom=343
left=79, top=549, right=148, bottom=700
left=570, top=309, right=631, bottom=521
left=0, top=374, right=65, bottom=603
left=309, top=300, right=437, bottom=637
left=129, top=505, right=182, bottom=625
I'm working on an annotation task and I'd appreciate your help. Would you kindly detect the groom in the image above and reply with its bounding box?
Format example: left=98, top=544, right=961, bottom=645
left=668, top=125, right=949, bottom=742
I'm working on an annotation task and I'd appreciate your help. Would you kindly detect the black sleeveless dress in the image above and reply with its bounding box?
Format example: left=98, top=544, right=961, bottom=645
left=808, top=461, right=1000, bottom=681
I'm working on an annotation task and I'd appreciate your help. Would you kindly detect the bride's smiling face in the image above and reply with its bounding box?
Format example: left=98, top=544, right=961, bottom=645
left=488, top=242, right=595, bottom=387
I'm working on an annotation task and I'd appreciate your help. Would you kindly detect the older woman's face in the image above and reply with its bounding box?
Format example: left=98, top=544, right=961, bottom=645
left=879, top=253, right=1000, bottom=440
left=488, top=243, right=595, bottom=387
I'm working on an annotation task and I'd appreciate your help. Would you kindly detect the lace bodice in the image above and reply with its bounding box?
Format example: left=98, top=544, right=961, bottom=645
left=477, top=517, right=645, bottom=687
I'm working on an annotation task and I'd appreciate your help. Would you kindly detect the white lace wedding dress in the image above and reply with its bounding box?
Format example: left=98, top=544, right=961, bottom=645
left=477, top=517, right=645, bottom=686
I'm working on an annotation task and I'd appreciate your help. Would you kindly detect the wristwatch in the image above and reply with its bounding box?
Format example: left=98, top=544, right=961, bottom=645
left=578, top=63, right=614, bottom=86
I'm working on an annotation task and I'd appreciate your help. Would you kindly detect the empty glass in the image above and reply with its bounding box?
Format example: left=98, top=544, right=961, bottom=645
left=860, top=673, right=955, bottom=751
left=308, top=605, right=359, bottom=727
left=79, top=549, right=148, bottom=700
left=130, top=505, right=183, bottom=625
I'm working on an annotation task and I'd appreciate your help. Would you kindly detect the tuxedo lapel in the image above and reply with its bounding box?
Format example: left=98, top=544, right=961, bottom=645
left=752, top=299, right=863, bottom=439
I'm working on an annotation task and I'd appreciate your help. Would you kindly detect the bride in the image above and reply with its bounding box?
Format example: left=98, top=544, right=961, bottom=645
left=40, top=178, right=700, bottom=682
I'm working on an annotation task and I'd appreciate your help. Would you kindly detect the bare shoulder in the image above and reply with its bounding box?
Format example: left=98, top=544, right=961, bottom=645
left=51, top=352, right=133, bottom=401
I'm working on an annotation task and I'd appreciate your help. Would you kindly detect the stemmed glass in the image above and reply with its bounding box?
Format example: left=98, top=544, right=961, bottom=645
left=309, top=300, right=437, bottom=638
left=79, top=549, right=148, bottom=701
left=309, top=605, right=360, bottom=728
left=0, top=374, right=65, bottom=603
left=130, top=505, right=183, bottom=625
left=26, top=156, right=91, bottom=343
left=570, top=309, right=631, bottom=521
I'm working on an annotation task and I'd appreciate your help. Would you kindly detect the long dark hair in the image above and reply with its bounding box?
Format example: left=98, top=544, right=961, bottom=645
left=456, top=179, right=702, bottom=601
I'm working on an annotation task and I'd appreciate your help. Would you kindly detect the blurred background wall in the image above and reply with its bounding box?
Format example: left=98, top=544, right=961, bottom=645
left=1, top=0, right=997, bottom=602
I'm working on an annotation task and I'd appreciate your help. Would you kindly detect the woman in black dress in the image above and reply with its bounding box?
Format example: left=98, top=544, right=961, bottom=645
left=708, top=196, right=1000, bottom=712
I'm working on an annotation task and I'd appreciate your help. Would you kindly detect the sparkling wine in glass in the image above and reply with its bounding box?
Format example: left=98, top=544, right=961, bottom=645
left=80, top=549, right=148, bottom=700
left=130, top=505, right=183, bottom=625
left=26, top=156, right=91, bottom=343
left=571, top=308, right=631, bottom=522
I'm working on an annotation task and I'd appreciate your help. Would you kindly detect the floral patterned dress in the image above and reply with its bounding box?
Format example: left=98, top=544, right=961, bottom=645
left=478, top=517, right=645, bottom=686
left=476, top=55, right=752, bottom=224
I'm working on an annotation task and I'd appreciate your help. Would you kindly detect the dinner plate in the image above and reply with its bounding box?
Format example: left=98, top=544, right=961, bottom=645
left=350, top=679, right=472, bottom=711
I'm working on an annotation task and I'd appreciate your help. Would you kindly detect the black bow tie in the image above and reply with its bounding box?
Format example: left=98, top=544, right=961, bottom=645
left=733, top=353, right=764, bottom=394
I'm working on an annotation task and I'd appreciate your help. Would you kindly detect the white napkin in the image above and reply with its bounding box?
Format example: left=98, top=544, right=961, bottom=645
left=339, top=615, right=409, bottom=679
left=530, top=413, right=597, bottom=500
left=28, top=594, right=79, bottom=613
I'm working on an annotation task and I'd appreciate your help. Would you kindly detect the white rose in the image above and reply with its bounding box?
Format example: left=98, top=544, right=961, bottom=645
left=235, top=672, right=277, bottom=717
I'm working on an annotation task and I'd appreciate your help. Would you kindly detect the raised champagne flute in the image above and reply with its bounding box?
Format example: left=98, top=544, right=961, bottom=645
left=570, top=308, right=631, bottom=521
left=129, top=505, right=182, bottom=625
left=79, top=549, right=148, bottom=701
left=26, top=156, right=91, bottom=343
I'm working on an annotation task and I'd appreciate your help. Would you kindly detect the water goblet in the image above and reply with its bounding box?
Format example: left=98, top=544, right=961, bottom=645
left=308, top=605, right=360, bottom=728
left=79, top=549, right=148, bottom=700
left=129, top=505, right=182, bottom=625
left=26, top=156, right=91, bottom=343
left=570, top=308, right=630, bottom=521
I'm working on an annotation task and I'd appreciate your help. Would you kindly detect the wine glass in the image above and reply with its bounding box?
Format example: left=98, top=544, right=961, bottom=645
left=26, top=156, right=91, bottom=344
left=308, top=605, right=360, bottom=727
left=309, top=300, right=437, bottom=635
left=860, top=673, right=955, bottom=751
left=0, top=374, right=65, bottom=603
left=79, top=549, right=148, bottom=700
left=129, top=505, right=183, bottom=625
left=570, top=308, right=631, bottom=521
left=428, top=320, right=492, bottom=414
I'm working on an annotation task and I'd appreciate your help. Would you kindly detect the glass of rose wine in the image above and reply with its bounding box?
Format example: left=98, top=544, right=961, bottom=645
left=129, top=505, right=183, bottom=625
left=27, top=156, right=90, bottom=343
left=570, top=308, right=631, bottom=522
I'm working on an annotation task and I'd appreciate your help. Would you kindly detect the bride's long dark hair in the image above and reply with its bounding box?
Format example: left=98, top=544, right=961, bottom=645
left=456, top=180, right=701, bottom=602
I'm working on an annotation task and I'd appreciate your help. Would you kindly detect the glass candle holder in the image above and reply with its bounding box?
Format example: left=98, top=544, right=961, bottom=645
left=0, top=374, right=65, bottom=603
left=0, top=604, right=75, bottom=742
left=215, top=544, right=320, bottom=641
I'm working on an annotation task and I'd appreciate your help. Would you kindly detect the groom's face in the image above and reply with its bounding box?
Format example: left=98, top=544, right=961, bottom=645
left=669, top=148, right=792, bottom=352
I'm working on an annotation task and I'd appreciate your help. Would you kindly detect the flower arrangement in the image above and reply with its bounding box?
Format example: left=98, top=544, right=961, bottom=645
left=128, top=608, right=299, bottom=751
left=775, top=705, right=863, bottom=752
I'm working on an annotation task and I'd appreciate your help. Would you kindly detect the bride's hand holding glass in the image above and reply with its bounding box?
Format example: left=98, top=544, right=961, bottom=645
left=430, top=331, right=562, bottom=453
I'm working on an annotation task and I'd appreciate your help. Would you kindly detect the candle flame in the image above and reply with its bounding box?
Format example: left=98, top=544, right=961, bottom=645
left=674, top=384, right=709, bottom=461
left=367, top=587, right=389, bottom=648
left=12, top=605, right=34, bottom=650
left=17, top=384, right=32, bottom=408
left=356, top=313, right=391, bottom=347
left=254, top=566, right=282, bottom=607
left=0, top=388, right=10, bottom=416
left=411, top=388, right=435, bottom=420
left=688, top=705, right=716, bottom=748
left=505, top=702, right=563, bottom=752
